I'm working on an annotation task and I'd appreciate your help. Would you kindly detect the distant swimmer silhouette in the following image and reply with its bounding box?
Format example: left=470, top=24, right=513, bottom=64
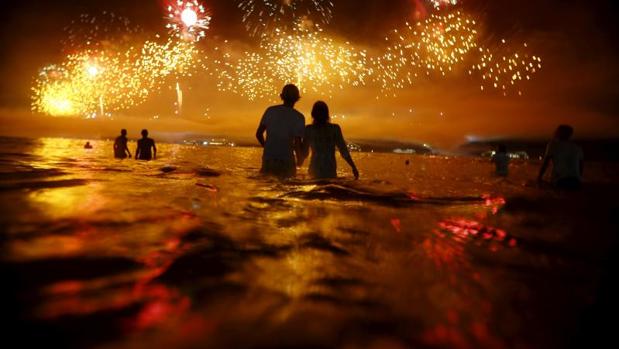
left=113, top=129, right=131, bottom=159
left=84, top=141, right=93, bottom=149
left=492, top=144, right=510, bottom=177
left=299, top=101, right=359, bottom=179
left=255, top=84, right=305, bottom=178
left=135, top=129, right=157, bottom=161
left=538, top=125, right=584, bottom=190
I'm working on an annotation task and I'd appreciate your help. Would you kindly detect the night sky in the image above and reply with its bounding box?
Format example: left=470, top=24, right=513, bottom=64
left=0, top=0, right=618, bottom=146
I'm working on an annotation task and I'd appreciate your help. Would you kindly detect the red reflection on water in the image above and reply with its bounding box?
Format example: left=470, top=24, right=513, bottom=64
left=407, top=192, right=421, bottom=201
left=482, top=194, right=507, bottom=215
left=36, top=210, right=205, bottom=335
left=422, top=324, right=470, bottom=349
left=437, top=219, right=517, bottom=252
left=391, top=218, right=402, bottom=233
left=422, top=232, right=464, bottom=268
left=471, top=322, right=506, bottom=349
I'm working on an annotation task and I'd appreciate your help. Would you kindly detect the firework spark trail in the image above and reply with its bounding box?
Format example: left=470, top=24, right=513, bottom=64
left=166, top=0, right=211, bottom=42
left=238, top=0, right=334, bottom=37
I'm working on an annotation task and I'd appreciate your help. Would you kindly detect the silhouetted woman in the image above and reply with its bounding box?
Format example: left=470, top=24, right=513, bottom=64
left=299, top=101, right=359, bottom=179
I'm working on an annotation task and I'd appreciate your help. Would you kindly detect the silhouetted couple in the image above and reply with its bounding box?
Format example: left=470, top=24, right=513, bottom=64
left=256, top=84, right=359, bottom=179
left=114, top=129, right=157, bottom=161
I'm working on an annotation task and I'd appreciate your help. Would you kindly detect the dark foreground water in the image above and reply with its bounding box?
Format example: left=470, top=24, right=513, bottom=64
left=1, top=137, right=618, bottom=349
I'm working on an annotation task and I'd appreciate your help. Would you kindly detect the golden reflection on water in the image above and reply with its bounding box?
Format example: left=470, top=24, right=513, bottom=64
left=3, top=138, right=614, bottom=348
left=28, top=184, right=107, bottom=218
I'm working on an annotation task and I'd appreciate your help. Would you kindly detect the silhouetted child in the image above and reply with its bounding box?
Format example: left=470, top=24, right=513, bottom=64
left=135, top=129, right=157, bottom=161
left=492, top=144, right=510, bottom=177
left=84, top=141, right=93, bottom=149
left=538, top=125, right=584, bottom=190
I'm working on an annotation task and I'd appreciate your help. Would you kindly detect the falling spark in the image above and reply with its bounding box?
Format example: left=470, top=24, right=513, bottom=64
left=237, top=0, right=334, bottom=36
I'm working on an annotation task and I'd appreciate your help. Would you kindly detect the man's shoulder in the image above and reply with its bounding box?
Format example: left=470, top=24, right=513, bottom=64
left=265, top=105, right=280, bottom=112
left=292, top=108, right=305, bottom=118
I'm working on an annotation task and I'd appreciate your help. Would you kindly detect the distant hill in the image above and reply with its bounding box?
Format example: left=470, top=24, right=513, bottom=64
left=458, top=138, right=619, bottom=162
left=174, top=134, right=436, bottom=154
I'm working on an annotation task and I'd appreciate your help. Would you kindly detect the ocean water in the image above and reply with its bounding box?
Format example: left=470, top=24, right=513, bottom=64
left=1, top=137, right=618, bottom=348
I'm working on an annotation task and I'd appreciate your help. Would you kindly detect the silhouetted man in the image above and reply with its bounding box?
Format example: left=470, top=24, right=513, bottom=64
left=538, top=125, right=584, bottom=190
left=255, top=84, right=305, bottom=178
left=113, top=129, right=131, bottom=159
left=135, top=129, right=156, bottom=161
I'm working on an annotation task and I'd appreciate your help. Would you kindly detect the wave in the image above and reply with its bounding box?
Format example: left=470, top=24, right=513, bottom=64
left=282, top=183, right=486, bottom=207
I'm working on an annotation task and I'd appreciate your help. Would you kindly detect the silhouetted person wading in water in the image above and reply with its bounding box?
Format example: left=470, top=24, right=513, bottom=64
left=255, top=84, right=305, bottom=178
left=299, top=101, right=359, bottom=179
left=135, top=129, right=156, bottom=161
left=114, top=129, right=131, bottom=159
left=538, top=124, right=584, bottom=190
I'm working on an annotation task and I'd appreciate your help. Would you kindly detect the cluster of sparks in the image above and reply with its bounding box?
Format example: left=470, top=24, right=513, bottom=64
left=166, top=0, right=211, bottom=42
left=372, top=11, right=479, bottom=95
left=215, top=23, right=368, bottom=100
left=32, top=0, right=543, bottom=117
left=32, top=36, right=199, bottom=117
left=238, top=0, right=334, bottom=37
left=428, top=0, right=459, bottom=10
left=469, top=42, right=543, bottom=96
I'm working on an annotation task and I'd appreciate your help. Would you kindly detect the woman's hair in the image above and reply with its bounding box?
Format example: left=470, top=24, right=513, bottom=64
left=311, top=101, right=330, bottom=125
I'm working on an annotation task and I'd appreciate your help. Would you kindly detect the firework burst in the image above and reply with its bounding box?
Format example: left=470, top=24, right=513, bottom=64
left=32, top=37, right=201, bottom=117
left=372, top=10, right=478, bottom=94
left=166, top=0, right=211, bottom=42
left=215, top=23, right=369, bottom=100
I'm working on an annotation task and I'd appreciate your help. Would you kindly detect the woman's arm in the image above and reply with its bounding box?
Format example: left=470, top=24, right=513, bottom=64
left=297, top=127, right=311, bottom=166
left=335, top=125, right=359, bottom=179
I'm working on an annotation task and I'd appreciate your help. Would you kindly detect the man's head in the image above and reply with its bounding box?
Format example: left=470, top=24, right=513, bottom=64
left=280, top=84, right=300, bottom=105
left=141, top=129, right=149, bottom=138
left=554, top=125, right=574, bottom=141
left=498, top=144, right=507, bottom=153
left=121, top=129, right=127, bottom=136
